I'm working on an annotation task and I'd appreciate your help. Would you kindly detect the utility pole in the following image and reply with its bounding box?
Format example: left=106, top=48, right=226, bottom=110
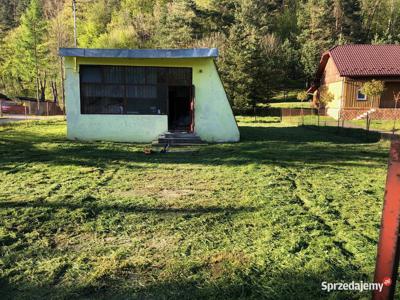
left=72, top=0, right=77, bottom=47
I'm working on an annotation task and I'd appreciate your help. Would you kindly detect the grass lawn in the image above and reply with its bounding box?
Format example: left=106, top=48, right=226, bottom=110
left=0, top=118, right=391, bottom=299
left=347, top=119, right=399, bottom=132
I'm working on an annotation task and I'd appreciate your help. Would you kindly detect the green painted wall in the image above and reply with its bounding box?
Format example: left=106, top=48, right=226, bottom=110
left=64, top=56, right=239, bottom=143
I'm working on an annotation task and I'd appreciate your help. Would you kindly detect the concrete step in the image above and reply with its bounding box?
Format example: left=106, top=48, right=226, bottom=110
left=152, top=142, right=205, bottom=147
left=355, top=109, right=377, bottom=120
left=158, top=138, right=203, bottom=144
left=154, top=131, right=205, bottom=146
left=161, top=132, right=199, bottom=138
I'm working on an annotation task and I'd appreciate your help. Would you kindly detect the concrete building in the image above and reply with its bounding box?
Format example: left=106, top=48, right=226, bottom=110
left=60, top=48, right=239, bottom=143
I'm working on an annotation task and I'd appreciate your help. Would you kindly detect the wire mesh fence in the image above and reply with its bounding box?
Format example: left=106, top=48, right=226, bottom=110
left=281, top=107, right=400, bottom=135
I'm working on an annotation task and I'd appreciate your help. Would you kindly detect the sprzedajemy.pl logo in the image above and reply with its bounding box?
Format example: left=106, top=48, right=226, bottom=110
left=321, top=277, right=392, bottom=293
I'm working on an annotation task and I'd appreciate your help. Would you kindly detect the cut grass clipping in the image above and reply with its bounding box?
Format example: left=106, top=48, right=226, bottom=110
left=0, top=118, right=391, bottom=299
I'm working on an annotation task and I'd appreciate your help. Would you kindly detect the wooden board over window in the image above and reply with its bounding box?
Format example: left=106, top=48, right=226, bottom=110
left=80, top=65, right=192, bottom=115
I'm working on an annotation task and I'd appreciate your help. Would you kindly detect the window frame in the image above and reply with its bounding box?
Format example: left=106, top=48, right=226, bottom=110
left=79, top=65, right=192, bottom=115
left=356, top=89, right=367, bottom=101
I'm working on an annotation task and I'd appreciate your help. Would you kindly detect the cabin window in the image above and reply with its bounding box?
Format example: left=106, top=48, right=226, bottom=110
left=357, top=89, right=367, bottom=101
left=80, top=65, right=192, bottom=115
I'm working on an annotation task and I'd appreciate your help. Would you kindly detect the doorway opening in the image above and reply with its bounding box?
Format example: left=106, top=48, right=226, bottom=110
left=168, top=86, right=193, bottom=131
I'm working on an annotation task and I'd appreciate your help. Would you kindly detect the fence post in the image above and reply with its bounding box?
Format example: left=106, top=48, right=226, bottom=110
left=24, top=106, right=27, bottom=119
left=0, top=99, right=2, bottom=117
left=46, top=102, right=49, bottom=116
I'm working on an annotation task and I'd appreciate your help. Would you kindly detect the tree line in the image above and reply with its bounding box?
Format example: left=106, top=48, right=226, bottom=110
left=0, top=0, right=399, bottom=109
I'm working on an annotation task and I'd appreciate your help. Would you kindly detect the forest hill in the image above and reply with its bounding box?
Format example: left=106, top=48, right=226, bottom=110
left=0, top=0, right=399, bottom=109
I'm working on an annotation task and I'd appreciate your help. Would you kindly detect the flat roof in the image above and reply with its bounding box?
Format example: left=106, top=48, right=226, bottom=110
left=59, top=48, right=218, bottom=59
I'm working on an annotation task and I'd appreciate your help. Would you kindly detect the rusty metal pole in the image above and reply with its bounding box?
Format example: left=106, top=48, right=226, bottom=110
left=373, top=139, right=400, bottom=300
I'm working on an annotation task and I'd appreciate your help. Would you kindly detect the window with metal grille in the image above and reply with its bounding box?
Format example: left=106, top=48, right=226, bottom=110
left=79, top=65, right=192, bottom=115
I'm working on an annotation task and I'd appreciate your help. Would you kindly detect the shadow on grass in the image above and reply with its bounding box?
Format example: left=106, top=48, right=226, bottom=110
left=0, top=199, right=258, bottom=216
left=0, top=124, right=388, bottom=170
left=303, top=125, right=382, bottom=141
left=0, top=265, right=369, bottom=300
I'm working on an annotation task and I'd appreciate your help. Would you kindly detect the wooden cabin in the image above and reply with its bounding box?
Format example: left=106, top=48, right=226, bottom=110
left=307, top=45, right=400, bottom=120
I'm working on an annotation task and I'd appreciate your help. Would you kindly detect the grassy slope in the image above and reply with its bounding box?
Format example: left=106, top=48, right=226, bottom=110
left=265, top=90, right=312, bottom=109
left=268, top=102, right=312, bottom=109
left=0, top=119, right=390, bottom=299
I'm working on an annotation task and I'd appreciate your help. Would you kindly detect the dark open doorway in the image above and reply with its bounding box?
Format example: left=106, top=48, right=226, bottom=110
left=168, top=86, right=193, bottom=131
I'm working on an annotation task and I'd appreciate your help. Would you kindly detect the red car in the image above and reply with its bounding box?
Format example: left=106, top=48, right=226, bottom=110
left=1, top=102, right=26, bottom=114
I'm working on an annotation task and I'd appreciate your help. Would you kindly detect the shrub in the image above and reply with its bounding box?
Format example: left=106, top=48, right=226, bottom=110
left=296, top=91, right=309, bottom=102
left=361, top=80, right=385, bottom=97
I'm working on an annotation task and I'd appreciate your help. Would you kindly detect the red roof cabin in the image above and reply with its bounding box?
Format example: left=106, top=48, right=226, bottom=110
left=307, top=44, right=400, bottom=120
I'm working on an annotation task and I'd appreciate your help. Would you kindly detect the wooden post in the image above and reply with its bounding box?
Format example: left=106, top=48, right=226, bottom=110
left=46, top=102, right=49, bottom=116
left=373, top=140, right=400, bottom=300
left=0, top=99, right=2, bottom=117
left=24, top=106, right=27, bottom=119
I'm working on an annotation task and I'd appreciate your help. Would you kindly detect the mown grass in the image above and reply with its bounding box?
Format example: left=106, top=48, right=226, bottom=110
left=0, top=118, right=391, bottom=299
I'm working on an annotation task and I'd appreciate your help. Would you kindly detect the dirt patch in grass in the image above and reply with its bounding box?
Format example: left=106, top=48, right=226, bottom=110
left=117, top=188, right=195, bottom=200
left=158, top=188, right=195, bottom=199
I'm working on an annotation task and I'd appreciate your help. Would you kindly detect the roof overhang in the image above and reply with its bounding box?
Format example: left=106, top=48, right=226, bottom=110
left=313, top=51, right=331, bottom=82
left=59, top=48, right=219, bottom=59
left=306, top=51, right=332, bottom=93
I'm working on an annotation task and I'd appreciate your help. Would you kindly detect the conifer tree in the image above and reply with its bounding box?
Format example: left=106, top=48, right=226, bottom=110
left=339, top=0, right=364, bottom=43
left=220, top=0, right=286, bottom=108
left=297, top=0, right=336, bottom=81
left=154, top=0, right=198, bottom=48
left=16, top=0, right=49, bottom=111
